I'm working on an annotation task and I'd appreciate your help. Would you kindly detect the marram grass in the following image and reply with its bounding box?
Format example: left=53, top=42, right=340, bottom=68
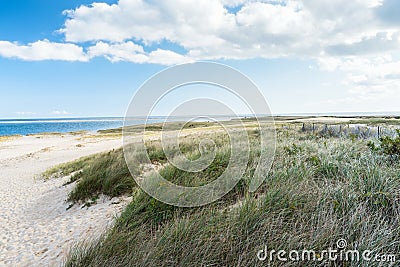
left=43, top=125, right=400, bottom=267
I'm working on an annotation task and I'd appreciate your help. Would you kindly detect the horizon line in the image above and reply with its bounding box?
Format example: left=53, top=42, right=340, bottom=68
left=2, top=111, right=400, bottom=121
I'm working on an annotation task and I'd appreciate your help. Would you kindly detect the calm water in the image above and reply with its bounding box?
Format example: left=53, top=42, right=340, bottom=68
left=11, top=113, right=393, bottom=137
left=0, top=116, right=242, bottom=136
left=0, top=117, right=128, bottom=136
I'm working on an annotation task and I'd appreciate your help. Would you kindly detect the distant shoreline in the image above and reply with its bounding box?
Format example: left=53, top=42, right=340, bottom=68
left=2, top=110, right=400, bottom=121
left=2, top=115, right=400, bottom=137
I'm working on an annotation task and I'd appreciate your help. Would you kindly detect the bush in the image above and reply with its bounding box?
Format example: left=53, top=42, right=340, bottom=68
left=368, top=129, right=400, bottom=157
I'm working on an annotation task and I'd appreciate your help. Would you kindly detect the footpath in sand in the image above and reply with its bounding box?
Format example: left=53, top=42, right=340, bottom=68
left=0, top=134, right=131, bottom=266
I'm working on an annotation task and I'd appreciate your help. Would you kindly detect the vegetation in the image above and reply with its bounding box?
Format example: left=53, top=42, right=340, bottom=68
left=349, top=118, right=400, bottom=126
left=43, top=123, right=400, bottom=266
left=0, top=134, right=21, bottom=142
left=100, top=121, right=218, bottom=135
left=368, top=129, right=400, bottom=157
left=42, top=154, right=98, bottom=180
left=43, top=149, right=136, bottom=202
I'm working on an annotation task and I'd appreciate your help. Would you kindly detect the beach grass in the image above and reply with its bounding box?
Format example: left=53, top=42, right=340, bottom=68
left=51, top=122, right=400, bottom=266
left=0, top=134, right=22, bottom=142
left=42, top=154, right=98, bottom=180
left=348, top=118, right=400, bottom=125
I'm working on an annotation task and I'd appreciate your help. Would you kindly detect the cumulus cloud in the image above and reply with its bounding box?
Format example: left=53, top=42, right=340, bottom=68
left=87, top=41, right=146, bottom=62
left=326, top=31, right=400, bottom=56
left=87, top=41, right=190, bottom=64
left=0, top=39, right=88, bottom=61
left=146, top=49, right=192, bottom=65
left=60, top=0, right=314, bottom=59
left=2, top=0, right=398, bottom=64
left=1, top=0, right=400, bottom=99
left=50, top=0, right=397, bottom=63
left=0, top=38, right=191, bottom=65
left=317, top=54, right=400, bottom=105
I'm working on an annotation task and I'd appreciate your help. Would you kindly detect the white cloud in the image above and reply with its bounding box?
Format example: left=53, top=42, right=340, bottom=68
left=2, top=0, right=398, bottom=64
left=55, top=0, right=398, bottom=61
left=147, top=49, right=193, bottom=65
left=1, top=0, right=400, bottom=102
left=87, top=41, right=146, bottom=62
left=15, top=111, right=36, bottom=115
left=51, top=110, right=71, bottom=115
left=0, top=39, right=88, bottom=61
left=318, top=54, right=400, bottom=105
left=61, top=0, right=233, bottom=48
left=60, top=0, right=312, bottom=59
left=87, top=41, right=191, bottom=64
left=326, top=31, right=400, bottom=56
left=0, top=38, right=191, bottom=65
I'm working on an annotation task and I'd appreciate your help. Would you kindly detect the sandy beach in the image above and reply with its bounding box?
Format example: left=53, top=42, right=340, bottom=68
left=0, top=133, right=130, bottom=266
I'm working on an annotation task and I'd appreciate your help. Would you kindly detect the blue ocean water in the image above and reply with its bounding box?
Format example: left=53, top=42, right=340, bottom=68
left=0, top=117, right=128, bottom=136
left=0, top=116, right=239, bottom=136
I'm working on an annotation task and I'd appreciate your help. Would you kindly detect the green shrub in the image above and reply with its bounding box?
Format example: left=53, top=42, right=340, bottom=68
left=283, top=143, right=303, bottom=155
left=368, top=129, right=400, bottom=157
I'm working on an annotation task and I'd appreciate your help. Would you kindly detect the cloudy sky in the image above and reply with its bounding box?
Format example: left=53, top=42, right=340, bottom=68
left=0, top=0, right=399, bottom=118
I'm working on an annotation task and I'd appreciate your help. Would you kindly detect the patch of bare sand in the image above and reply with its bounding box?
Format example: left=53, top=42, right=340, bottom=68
left=0, top=134, right=131, bottom=266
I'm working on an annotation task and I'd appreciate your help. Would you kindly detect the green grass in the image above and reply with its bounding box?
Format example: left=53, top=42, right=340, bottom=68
left=368, top=129, right=400, bottom=157
left=348, top=118, right=400, bottom=125
left=49, top=125, right=400, bottom=266
left=42, top=154, right=97, bottom=180
left=67, top=148, right=138, bottom=202
left=101, top=121, right=220, bottom=135
left=43, top=149, right=138, bottom=202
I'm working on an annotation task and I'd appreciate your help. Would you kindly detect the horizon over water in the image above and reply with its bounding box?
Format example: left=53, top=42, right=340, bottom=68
left=0, top=116, right=236, bottom=136
left=0, top=115, right=243, bottom=136
left=1, top=111, right=400, bottom=136
left=0, top=117, right=126, bottom=136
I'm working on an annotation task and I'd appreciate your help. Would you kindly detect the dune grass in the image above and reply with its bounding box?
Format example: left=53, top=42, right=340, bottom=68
left=47, top=124, right=400, bottom=266
left=42, top=154, right=98, bottom=180
left=100, top=121, right=220, bottom=135
left=0, top=134, right=21, bottom=142
left=67, top=148, right=138, bottom=202
left=42, top=149, right=137, bottom=202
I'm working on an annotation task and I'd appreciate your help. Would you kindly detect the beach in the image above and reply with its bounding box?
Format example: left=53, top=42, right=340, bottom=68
left=0, top=133, right=129, bottom=266
left=1, top=0, right=399, bottom=264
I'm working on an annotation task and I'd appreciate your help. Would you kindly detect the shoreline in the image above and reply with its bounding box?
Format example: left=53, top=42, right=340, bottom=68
left=2, top=115, right=400, bottom=138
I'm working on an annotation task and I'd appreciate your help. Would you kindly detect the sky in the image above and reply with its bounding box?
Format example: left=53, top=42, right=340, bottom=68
left=0, top=0, right=399, bottom=118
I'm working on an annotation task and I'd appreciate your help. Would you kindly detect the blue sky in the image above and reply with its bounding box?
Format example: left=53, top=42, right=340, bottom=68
left=0, top=0, right=399, bottom=118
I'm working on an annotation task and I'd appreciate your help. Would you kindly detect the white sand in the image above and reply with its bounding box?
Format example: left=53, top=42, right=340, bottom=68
left=0, top=134, right=131, bottom=266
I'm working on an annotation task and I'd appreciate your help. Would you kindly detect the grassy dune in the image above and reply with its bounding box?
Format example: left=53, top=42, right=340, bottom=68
left=0, top=134, right=21, bottom=142
left=45, top=122, right=400, bottom=266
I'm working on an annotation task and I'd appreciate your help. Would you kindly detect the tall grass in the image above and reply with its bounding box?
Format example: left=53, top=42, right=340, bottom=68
left=54, top=125, right=400, bottom=266
left=43, top=149, right=137, bottom=202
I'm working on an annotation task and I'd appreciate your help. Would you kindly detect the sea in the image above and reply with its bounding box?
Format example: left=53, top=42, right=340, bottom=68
left=0, top=116, right=232, bottom=136
left=0, top=117, right=128, bottom=136
left=1, top=112, right=398, bottom=136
